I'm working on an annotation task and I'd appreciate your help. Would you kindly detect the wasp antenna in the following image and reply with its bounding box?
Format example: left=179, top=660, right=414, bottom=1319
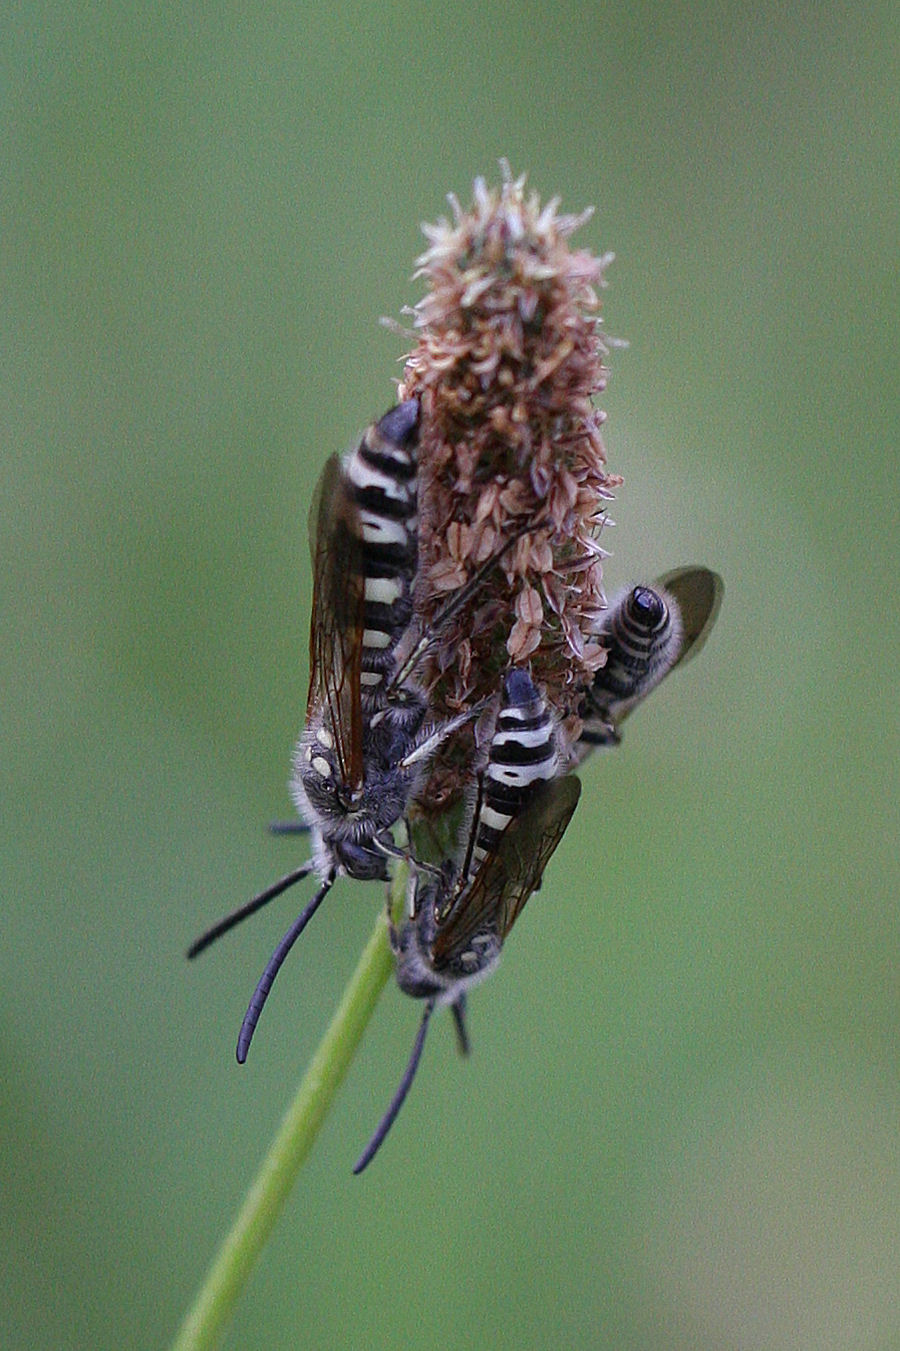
left=353, top=1000, right=435, bottom=1175
left=268, top=820, right=311, bottom=836
left=186, top=861, right=317, bottom=960
left=451, top=996, right=471, bottom=1057
left=235, top=873, right=335, bottom=1064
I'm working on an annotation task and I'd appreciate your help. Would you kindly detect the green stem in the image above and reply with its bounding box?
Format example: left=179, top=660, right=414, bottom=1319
left=170, top=901, right=396, bottom=1351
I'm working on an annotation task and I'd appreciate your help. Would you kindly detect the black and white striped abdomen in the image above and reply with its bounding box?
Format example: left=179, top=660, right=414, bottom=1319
left=590, top=585, right=681, bottom=707
left=470, top=668, right=559, bottom=871
left=344, top=400, right=420, bottom=704
left=578, top=584, right=685, bottom=750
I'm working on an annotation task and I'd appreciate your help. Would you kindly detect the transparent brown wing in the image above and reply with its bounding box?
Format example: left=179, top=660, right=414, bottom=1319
left=307, top=453, right=365, bottom=790
left=432, top=774, right=581, bottom=967
left=656, top=566, right=724, bottom=670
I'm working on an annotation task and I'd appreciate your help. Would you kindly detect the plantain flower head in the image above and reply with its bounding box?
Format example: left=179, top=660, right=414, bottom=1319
left=400, top=168, right=622, bottom=804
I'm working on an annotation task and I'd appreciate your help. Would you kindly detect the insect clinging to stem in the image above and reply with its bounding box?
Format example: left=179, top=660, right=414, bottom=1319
left=188, top=400, right=538, bottom=1063
left=354, top=666, right=580, bottom=1173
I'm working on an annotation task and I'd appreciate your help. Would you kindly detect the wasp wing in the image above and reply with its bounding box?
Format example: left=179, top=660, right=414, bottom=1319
left=656, top=566, right=724, bottom=671
left=306, top=453, right=365, bottom=791
left=431, top=774, right=581, bottom=966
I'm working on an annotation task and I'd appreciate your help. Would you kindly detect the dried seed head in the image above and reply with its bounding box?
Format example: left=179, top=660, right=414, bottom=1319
left=400, top=173, right=621, bottom=776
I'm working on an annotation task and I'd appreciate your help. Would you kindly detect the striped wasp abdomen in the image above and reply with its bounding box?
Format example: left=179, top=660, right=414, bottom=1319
left=578, top=565, right=724, bottom=753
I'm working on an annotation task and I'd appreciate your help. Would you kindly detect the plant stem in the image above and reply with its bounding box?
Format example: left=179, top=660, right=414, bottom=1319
left=170, top=904, right=396, bottom=1351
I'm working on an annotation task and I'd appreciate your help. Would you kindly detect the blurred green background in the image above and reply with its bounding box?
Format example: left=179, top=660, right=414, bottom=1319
left=3, top=2, right=898, bottom=1348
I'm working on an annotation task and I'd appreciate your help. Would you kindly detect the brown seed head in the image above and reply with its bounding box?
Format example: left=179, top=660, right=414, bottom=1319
left=400, top=170, right=622, bottom=797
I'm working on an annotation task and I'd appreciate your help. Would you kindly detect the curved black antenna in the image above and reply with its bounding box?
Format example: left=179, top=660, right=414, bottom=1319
left=353, top=1000, right=435, bottom=1175
left=235, top=871, right=335, bottom=1064
left=450, top=996, right=470, bottom=1057
left=186, top=861, right=317, bottom=960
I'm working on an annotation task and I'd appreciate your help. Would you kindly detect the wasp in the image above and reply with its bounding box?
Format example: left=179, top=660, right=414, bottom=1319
left=354, top=667, right=580, bottom=1172
left=189, top=400, right=529, bottom=1062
